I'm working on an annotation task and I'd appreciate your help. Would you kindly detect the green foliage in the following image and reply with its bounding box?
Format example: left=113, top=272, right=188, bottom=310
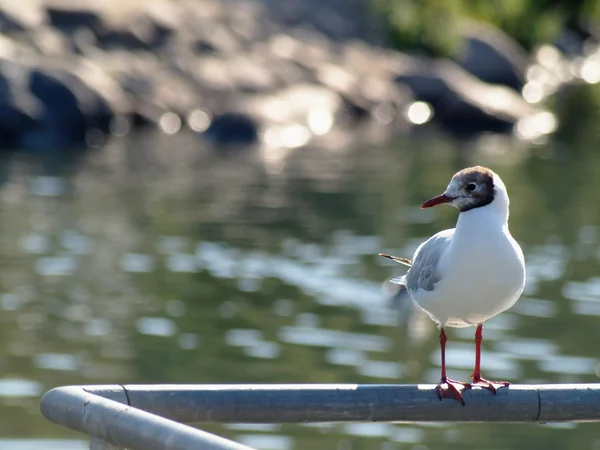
left=371, top=0, right=600, bottom=55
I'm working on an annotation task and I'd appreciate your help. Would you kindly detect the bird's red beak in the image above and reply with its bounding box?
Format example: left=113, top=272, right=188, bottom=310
left=421, top=193, right=455, bottom=209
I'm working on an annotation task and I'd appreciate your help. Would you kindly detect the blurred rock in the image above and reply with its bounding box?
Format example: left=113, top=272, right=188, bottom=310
left=0, top=0, right=556, bottom=150
left=456, top=21, right=529, bottom=92
left=97, top=18, right=170, bottom=51
left=261, top=0, right=384, bottom=44
left=204, top=112, right=259, bottom=146
left=0, top=0, right=46, bottom=33
left=0, top=60, right=41, bottom=147
left=45, top=3, right=106, bottom=36
left=394, top=57, right=537, bottom=134
left=26, top=67, right=114, bottom=149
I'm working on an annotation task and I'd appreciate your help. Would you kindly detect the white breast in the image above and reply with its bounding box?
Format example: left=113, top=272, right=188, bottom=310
left=409, top=206, right=525, bottom=328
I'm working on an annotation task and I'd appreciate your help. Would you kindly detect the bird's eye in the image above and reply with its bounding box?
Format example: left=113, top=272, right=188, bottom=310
left=466, top=182, right=477, bottom=192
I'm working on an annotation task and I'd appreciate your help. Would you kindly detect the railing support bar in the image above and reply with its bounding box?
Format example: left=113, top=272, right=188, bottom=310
left=40, top=386, right=255, bottom=450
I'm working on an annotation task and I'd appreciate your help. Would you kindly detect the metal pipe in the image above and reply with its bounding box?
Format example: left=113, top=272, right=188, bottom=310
left=40, top=386, right=255, bottom=450
left=78, top=383, right=600, bottom=423
left=537, top=384, right=600, bottom=422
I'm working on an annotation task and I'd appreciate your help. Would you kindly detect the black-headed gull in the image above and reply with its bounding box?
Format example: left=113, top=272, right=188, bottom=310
left=380, top=166, right=525, bottom=405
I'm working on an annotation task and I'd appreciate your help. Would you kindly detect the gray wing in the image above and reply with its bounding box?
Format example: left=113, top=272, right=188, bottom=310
left=401, top=228, right=454, bottom=292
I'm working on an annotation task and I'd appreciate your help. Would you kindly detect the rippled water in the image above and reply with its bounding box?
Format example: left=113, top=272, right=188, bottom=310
left=0, top=101, right=600, bottom=449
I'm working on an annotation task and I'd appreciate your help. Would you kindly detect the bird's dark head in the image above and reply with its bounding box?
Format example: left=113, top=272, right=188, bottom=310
left=421, top=166, right=499, bottom=213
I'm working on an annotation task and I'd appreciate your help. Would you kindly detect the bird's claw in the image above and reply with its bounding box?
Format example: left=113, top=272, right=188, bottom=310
left=471, top=376, right=509, bottom=394
left=436, top=378, right=471, bottom=406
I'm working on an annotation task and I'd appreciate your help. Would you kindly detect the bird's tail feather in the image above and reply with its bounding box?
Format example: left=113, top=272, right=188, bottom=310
left=389, top=275, right=406, bottom=285
left=378, top=253, right=412, bottom=267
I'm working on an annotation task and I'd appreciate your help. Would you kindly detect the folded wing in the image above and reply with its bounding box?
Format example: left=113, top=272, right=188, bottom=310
left=405, top=229, right=454, bottom=292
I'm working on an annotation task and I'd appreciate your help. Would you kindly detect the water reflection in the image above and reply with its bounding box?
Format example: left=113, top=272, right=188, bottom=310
left=0, top=108, right=599, bottom=448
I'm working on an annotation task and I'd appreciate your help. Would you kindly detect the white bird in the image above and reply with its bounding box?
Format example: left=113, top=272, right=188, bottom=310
left=380, top=166, right=525, bottom=405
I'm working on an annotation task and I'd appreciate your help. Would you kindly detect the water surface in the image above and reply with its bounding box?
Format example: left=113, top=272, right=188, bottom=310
left=0, top=116, right=599, bottom=449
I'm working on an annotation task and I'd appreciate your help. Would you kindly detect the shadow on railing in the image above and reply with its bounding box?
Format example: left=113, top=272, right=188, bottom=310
left=40, top=384, right=600, bottom=450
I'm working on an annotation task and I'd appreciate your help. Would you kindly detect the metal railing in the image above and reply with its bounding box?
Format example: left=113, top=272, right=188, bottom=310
left=40, top=383, right=600, bottom=449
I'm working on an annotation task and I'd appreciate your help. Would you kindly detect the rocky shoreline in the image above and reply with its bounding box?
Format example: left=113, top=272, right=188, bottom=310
left=0, top=0, right=589, bottom=151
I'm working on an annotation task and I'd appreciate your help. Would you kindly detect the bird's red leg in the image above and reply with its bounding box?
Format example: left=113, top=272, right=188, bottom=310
left=470, top=324, right=509, bottom=393
left=436, top=327, right=470, bottom=405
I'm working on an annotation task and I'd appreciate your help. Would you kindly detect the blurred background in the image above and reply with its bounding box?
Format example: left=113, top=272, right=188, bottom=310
left=0, top=0, right=598, bottom=449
